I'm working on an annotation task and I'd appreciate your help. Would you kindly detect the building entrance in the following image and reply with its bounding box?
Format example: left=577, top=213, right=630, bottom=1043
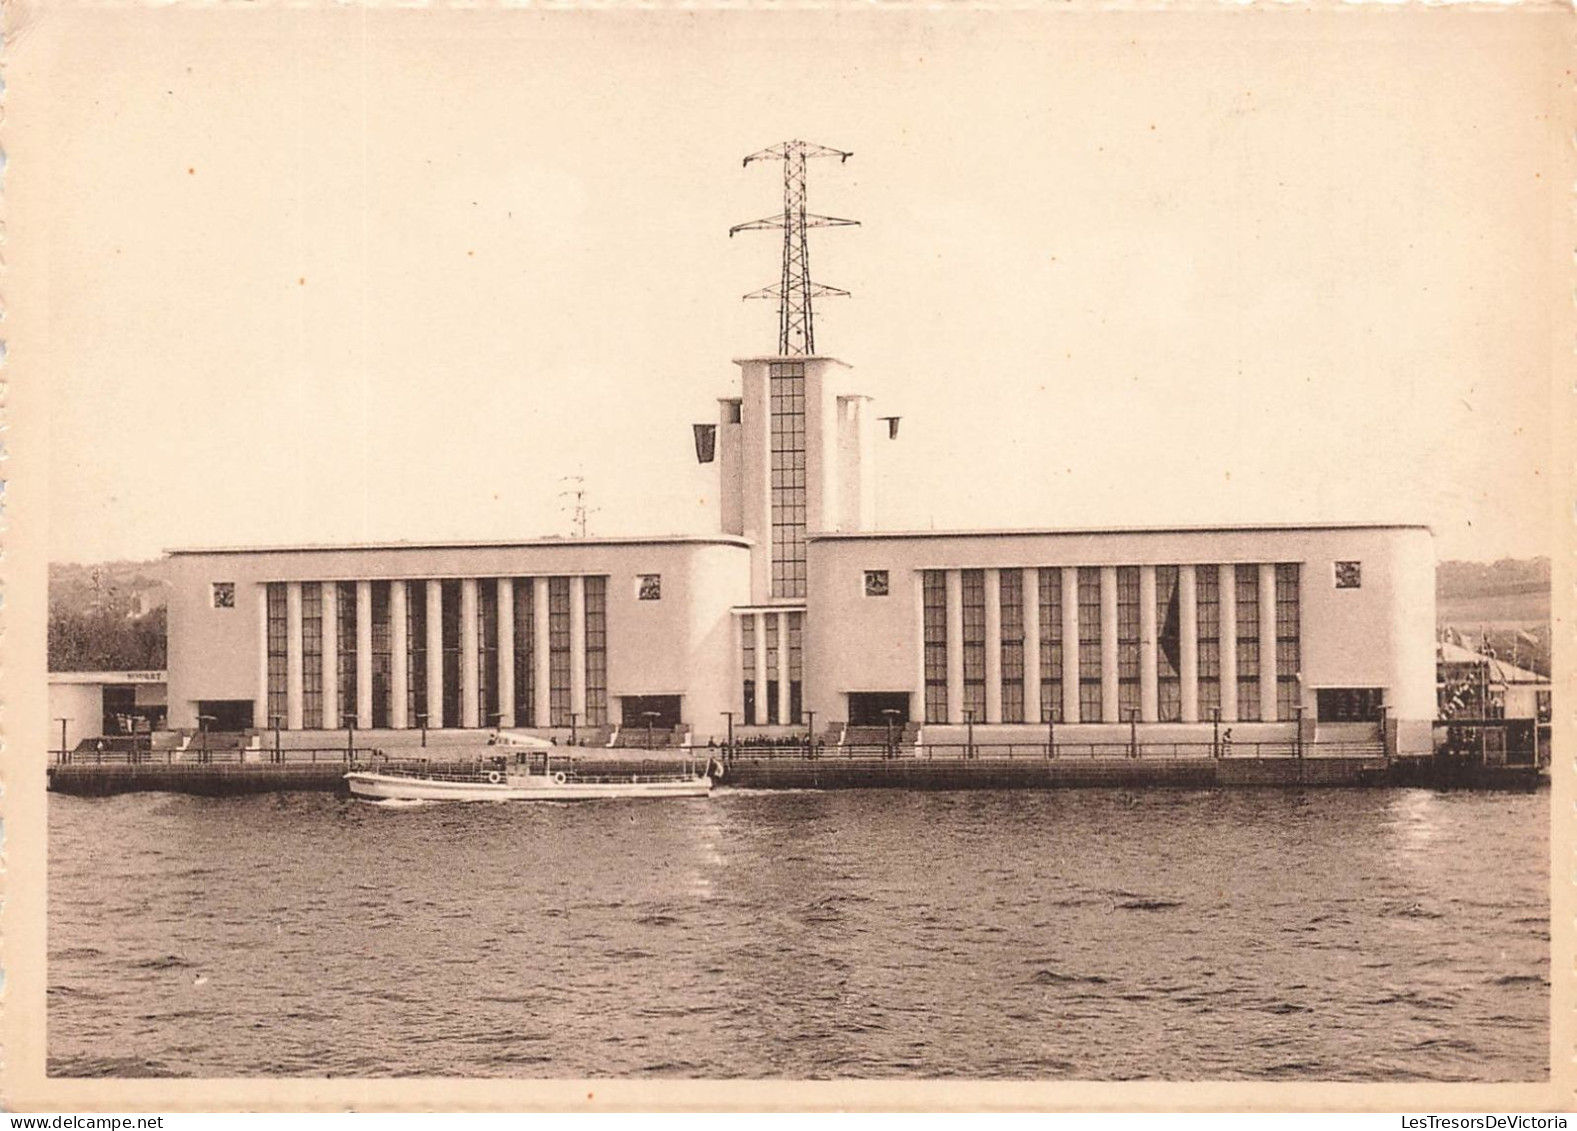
left=846, top=692, right=910, bottom=727
left=621, top=695, right=682, bottom=728
left=196, top=699, right=255, bottom=732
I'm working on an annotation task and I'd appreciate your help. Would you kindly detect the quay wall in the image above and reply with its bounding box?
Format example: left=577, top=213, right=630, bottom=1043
left=49, top=755, right=1389, bottom=796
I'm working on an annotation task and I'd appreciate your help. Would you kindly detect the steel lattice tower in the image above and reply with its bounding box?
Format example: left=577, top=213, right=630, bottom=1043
left=730, top=140, right=859, bottom=356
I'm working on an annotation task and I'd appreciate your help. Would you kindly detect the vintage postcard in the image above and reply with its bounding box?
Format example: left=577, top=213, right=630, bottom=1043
left=3, top=0, right=1572, bottom=1112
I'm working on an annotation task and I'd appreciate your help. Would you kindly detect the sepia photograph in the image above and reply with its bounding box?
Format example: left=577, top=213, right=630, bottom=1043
left=4, top=1, right=1571, bottom=1112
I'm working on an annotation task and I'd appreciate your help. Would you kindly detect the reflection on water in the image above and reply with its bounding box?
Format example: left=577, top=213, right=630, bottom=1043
left=49, top=787, right=1548, bottom=1080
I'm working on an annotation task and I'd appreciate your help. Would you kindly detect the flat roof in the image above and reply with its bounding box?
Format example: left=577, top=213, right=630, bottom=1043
left=809, top=522, right=1433, bottom=542
left=165, top=534, right=753, bottom=557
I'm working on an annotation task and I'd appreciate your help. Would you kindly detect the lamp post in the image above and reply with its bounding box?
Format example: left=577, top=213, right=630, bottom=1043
left=642, top=710, right=659, bottom=751
left=1211, top=706, right=1222, bottom=759
left=964, top=708, right=975, bottom=761
left=805, top=709, right=817, bottom=758
left=1127, top=708, right=1139, bottom=759
left=55, top=717, right=70, bottom=763
left=416, top=711, right=429, bottom=749
left=1292, top=704, right=1305, bottom=760
left=720, top=710, right=735, bottom=759
left=569, top=711, right=579, bottom=747
left=270, top=713, right=284, bottom=764
left=197, top=714, right=216, bottom=765
left=1047, top=707, right=1056, bottom=760
left=344, top=713, right=356, bottom=762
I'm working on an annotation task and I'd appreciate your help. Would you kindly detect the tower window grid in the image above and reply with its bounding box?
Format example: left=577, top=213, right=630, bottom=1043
left=1235, top=564, right=1261, bottom=722
left=741, top=614, right=758, bottom=726
left=1196, top=568, right=1221, bottom=718
left=764, top=615, right=782, bottom=724
left=1077, top=568, right=1102, bottom=723
left=406, top=581, right=428, bottom=727
left=265, top=583, right=288, bottom=726
left=584, top=576, right=608, bottom=727
left=1156, top=566, right=1181, bottom=722
left=547, top=577, right=572, bottom=727
left=370, top=581, right=392, bottom=729
left=511, top=579, right=534, bottom=727
left=769, top=362, right=808, bottom=599
left=477, top=581, right=499, bottom=728
left=922, top=570, right=948, bottom=724
left=787, top=612, right=804, bottom=725
left=440, top=580, right=462, bottom=729
left=335, top=582, right=358, bottom=729
left=960, top=569, right=987, bottom=722
left=300, top=583, right=324, bottom=728
left=999, top=570, right=1025, bottom=724
left=1038, top=568, right=1063, bottom=723
left=1116, top=567, right=1141, bottom=720
left=1275, top=564, right=1302, bottom=721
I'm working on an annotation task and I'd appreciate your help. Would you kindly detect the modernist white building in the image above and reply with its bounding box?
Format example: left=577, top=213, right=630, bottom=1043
left=166, top=354, right=1437, bottom=754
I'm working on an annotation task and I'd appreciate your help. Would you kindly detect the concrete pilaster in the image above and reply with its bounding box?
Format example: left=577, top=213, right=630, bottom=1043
left=321, top=582, right=339, bottom=730
left=1061, top=568, right=1080, bottom=724
left=1260, top=562, right=1279, bottom=722
left=752, top=612, right=768, bottom=724
left=356, top=580, right=373, bottom=728
left=390, top=580, right=409, bottom=729
left=1100, top=566, right=1119, bottom=723
left=497, top=579, right=516, bottom=728
left=984, top=568, right=1003, bottom=724
left=776, top=610, right=792, bottom=726
left=569, top=576, right=587, bottom=721
left=257, top=586, right=270, bottom=731
left=426, top=580, right=444, bottom=729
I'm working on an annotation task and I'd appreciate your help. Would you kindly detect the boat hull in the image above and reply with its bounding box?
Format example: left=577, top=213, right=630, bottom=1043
left=344, top=770, right=712, bottom=802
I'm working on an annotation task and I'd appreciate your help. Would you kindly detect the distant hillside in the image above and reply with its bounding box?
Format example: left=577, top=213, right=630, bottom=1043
left=49, top=560, right=167, bottom=671
left=1436, top=557, right=1550, bottom=676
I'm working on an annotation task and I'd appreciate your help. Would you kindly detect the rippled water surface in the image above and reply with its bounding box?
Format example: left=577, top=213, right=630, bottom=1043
left=49, top=787, right=1548, bottom=1080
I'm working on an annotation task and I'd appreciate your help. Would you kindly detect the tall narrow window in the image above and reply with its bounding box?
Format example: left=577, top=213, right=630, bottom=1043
left=266, top=583, right=288, bottom=727
left=1196, top=568, right=1220, bottom=718
left=477, top=581, right=498, bottom=728
left=1275, top=564, right=1301, bottom=721
left=548, top=577, right=571, bottom=727
left=769, top=361, right=808, bottom=599
left=1156, top=566, right=1181, bottom=722
left=922, top=571, right=948, bottom=724
left=1235, top=564, right=1261, bottom=722
left=1077, top=568, right=1102, bottom=722
left=301, top=582, right=323, bottom=729
left=999, top=570, right=1024, bottom=723
left=584, top=576, right=608, bottom=727
left=788, top=612, right=804, bottom=725
left=406, top=581, right=428, bottom=728
left=370, top=581, right=391, bottom=729
left=511, top=579, right=534, bottom=727
left=336, top=582, right=357, bottom=729
left=741, top=614, right=758, bottom=726
left=961, top=569, right=987, bottom=722
left=764, top=615, right=781, bottom=724
left=1039, top=568, right=1063, bottom=722
left=1116, top=567, right=1141, bottom=720
left=440, top=580, right=462, bottom=728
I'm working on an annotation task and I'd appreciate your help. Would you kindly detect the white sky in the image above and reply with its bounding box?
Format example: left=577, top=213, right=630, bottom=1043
left=27, top=7, right=1566, bottom=564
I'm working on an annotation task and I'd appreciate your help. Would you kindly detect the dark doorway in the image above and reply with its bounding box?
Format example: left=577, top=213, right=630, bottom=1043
left=196, top=699, right=255, bottom=732
left=1315, top=687, right=1383, bottom=723
left=847, top=692, right=911, bottom=727
left=621, top=695, right=682, bottom=728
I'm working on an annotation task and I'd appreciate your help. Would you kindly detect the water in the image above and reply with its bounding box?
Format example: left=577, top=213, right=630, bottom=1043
left=49, top=787, right=1549, bottom=1080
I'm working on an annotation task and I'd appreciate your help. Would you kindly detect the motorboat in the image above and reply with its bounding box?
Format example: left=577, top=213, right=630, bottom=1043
left=344, top=754, right=715, bottom=802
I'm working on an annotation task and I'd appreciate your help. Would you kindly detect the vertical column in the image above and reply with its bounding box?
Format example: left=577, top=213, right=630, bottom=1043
left=1179, top=565, right=1199, bottom=723
left=1022, top=568, right=1041, bottom=724
left=776, top=610, right=791, bottom=727
left=460, top=578, right=480, bottom=728
left=533, top=580, right=551, bottom=728
left=569, top=576, right=587, bottom=722
left=1139, top=565, right=1159, bottom=723
left=286, top=582, right=304, bottom=730
left=321, top=582, right=339, bottom=730
left=752, top=612, right=769, bottom=724
left=390, top=580, right=409, bottom=729
left=1100, top=566, right=1119, bottom=723
left=497, top=579, right=516, bottom=728
left=984, top=568, right=1003, bottom=724
left=425, top=579, right=445, bottom=729
left=356, top=580, right=374, bottom=728
left=945, top=570, right=965, bottom=724
left=256, top=586, right=270, bottom=730
left=1061, top=568, right=1080, bottom=724
left=1220, top=564, right=1238, bottom=722
left=1260, top=562, right=1279, bottom=723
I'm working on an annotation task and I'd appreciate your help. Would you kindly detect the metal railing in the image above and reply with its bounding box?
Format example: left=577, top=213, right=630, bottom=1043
left=725, top=739, right=1386, bottom=762
left=51, top=747, right=381, bottom=767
